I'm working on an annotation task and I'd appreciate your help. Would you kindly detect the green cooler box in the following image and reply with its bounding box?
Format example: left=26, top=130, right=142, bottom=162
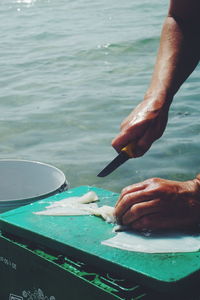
left=1, top=186, right=200, bottom=300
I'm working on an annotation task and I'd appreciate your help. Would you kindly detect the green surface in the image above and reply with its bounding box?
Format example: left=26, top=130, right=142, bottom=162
left=1, top=186, right=200, bottom=293
left=0, top=233, right=149, bottom=300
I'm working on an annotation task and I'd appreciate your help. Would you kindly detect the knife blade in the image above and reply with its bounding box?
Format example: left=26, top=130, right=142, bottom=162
left=97, top=144, right=134, bottom=177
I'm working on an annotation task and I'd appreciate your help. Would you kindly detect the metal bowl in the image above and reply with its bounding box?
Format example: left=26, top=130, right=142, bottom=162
left=0, top=159, right=68, bottom=213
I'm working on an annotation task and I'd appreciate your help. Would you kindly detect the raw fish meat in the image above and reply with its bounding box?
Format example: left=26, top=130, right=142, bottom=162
left=102, top=231, right=200, bottom=253
left=35, top=203, right=99, bottom=216
left=34, top=191, right=116, bottom=223
left=46, top=191, right=98, bottom=209
left=91, top=205, right=116, bottom=223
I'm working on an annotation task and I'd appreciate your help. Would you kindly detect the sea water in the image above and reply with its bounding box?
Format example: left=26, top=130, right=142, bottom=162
left=0, top=0, right=200, bottom=193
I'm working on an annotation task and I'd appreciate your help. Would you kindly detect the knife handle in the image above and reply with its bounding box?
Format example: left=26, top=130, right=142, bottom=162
left=121, top=143, right=135, bottom=158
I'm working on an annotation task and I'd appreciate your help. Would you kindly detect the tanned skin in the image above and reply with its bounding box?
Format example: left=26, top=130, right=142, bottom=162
left=112, top=0, right=200, bottom=231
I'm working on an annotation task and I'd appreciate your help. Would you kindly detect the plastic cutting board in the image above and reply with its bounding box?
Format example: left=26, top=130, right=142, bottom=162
left=1, top=185, right=200, bottom=293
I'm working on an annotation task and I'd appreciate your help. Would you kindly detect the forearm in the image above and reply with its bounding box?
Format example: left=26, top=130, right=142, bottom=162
left=144, top=15, right=200, bottom=108
left=112, top=1, right=200, bottom=155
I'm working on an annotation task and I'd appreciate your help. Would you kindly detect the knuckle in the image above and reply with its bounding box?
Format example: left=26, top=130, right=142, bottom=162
left=156, top=131, right=163, bottom=140
left=120, top=122, right=126, bottom=130
left=122, top=194, right=132, bottom=205
left=146, top=178, right=163, bottom=192
left=121, top=187, right=127, bottom=196
left=130, top=204, right=141, bottom=217
left=137, top=140, right=149, bottom=150
left=120, top=187, right=128, bottom=199
left=142, top=215, right=155, bottom=227
left=121, top=185, right=131, bottom=194
left=149, top=177, right=160, bottom=184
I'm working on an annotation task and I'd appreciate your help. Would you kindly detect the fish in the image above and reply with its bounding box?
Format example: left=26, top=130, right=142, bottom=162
left=46, top=191, right=99, bottom=209
left=102, top=231, right=200, bottom=253
left=91, top=205, right=116, bottom=223
left=34, top=191, right=116, bottom=223
left=35, top=203, right=99, bottom=216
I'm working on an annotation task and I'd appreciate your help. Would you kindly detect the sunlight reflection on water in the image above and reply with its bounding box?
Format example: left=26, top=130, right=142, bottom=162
left=16, top=0, right=36, bottom=4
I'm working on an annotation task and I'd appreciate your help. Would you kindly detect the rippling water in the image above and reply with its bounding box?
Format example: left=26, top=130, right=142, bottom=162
left=0, top=0, right=200, bottom=193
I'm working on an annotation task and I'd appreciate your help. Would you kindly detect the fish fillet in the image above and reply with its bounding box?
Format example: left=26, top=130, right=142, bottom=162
left=35, top=203, right=99, bottom=216
left=34, top=191, right=116, bottom=223
left=90, top=205, right=116, bottom=223
left=46, top=191, right=98, bottom=209
left=102, top=231, right=200, bottom=253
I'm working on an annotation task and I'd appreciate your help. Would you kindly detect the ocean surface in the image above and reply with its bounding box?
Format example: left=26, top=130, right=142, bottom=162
left=0, top=0, right=200, bottom=194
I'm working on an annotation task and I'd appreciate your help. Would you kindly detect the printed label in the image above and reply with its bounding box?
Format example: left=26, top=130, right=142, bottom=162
left=9, top=289, right=56, bottom=300
left=9, top=294, right=23, bottom=300
left=0, top=256, right=17, bottom=270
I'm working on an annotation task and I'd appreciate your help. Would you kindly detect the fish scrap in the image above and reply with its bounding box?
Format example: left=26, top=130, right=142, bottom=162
left=34, top=191, right=116, bottom=223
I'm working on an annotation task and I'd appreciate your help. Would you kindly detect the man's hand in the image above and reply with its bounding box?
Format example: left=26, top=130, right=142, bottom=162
left=114, top=177, right=200, bottom=231
left=112, top=98, right=170, bottom=157
left=112, top=0, right=200, bottom=158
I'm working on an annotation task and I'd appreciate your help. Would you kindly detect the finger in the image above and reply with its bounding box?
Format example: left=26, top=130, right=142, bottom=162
left=131, top=214, right=168, bottom=231
left=112, top=131, right=135, bottom=154
left=115, top=182, right=147, bottom=207
left=131, top=214, right=198, bottom=231
left=135, top=122, right=164, bottom=156
left=112, top=121, right=151, bottom=155
left=133, top=120, right=160, bottom=157
left=115, top=189, right=159, bottom=220
left=121, top=199, right=161, bottom=225
left=134, top=110, right=169, bottom=156
left=134, top=134, right=153, bottom=157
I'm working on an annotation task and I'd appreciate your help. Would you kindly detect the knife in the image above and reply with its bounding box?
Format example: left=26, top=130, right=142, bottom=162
left=97, top=143, right=134, bottom=177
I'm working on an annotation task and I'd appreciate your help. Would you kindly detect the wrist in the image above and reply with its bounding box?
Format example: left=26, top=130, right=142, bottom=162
left=144, top=89, right=173, bottom=106
left=142, top=89, right=173, bottom=114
